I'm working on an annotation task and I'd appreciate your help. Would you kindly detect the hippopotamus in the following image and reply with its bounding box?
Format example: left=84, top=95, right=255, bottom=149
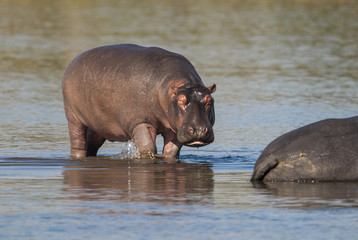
left=62, top=44, right=216, bottom=160
left=251, top=116, right=358, bottom=182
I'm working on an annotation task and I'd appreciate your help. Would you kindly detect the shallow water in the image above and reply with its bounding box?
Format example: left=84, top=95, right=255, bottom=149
left=1, top=0, right=358, bottom=239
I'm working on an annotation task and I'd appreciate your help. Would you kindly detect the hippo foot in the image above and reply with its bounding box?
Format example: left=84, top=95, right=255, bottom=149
left=134, top=150, right=179, bottom=163
left=135, top=150, right=157, bottom=159
left=70, top=148, right=87, bottom=159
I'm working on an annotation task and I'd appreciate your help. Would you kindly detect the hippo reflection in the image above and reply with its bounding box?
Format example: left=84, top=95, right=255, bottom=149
left=62, top=159, right=214, bottom=204
left=252, top=181, right=358, bottom=209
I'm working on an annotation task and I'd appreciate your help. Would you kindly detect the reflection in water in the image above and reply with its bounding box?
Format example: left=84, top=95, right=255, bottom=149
left=62, top=159, right=214, bottom=205
left=253, top=181, right=358, bottom=209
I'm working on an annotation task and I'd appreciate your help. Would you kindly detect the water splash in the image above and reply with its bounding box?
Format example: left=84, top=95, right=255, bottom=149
left=118, top=140, right=138, bottom=159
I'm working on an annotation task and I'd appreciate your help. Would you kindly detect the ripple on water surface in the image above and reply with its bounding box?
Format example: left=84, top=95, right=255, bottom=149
left=1, top=157, right=358, bottom=239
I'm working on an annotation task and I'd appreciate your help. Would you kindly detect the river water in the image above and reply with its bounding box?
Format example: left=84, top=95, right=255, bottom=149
left=1, top=0, right=358, bottom=239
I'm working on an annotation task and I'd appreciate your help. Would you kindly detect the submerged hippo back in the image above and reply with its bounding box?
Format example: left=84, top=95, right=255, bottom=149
left=251, top=116, right=358, bottom=182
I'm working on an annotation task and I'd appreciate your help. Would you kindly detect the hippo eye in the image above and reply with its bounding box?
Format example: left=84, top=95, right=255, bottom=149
left=177, top=94, right=187, bottom=111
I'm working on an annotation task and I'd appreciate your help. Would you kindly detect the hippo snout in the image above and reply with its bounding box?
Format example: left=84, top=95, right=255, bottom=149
left=178, top=125, right=214, bottom=147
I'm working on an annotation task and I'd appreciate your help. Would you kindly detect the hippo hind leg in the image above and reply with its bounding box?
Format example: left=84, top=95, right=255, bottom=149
left=251, top=157, right=279, bottom=182
left=67, top=120, right=87, bottom=158
left=67, top=119, right=105, bottom=158
left=86, top=128, right=106, bottom=156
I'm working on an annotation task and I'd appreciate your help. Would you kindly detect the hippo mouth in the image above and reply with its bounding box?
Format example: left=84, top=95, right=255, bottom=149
left=185, top=141, right=209, bottom=147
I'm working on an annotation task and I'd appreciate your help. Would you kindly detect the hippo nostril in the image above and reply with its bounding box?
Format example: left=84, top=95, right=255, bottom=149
left=188, top=126, right=210, bottom=138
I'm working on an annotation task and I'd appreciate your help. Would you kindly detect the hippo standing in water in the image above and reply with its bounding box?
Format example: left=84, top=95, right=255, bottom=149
left=251, top=116, right=358, bottom=182
left=62, top=44, right=216, bottom=160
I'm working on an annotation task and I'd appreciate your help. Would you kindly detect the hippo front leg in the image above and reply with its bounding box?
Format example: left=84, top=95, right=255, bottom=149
left=162, top=129, right=182, bottom=161
left=132, top=123, right=157, bottom=158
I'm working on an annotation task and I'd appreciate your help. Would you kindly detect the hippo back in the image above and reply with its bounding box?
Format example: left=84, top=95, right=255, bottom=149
left=251, top=116, right=358, bottom=182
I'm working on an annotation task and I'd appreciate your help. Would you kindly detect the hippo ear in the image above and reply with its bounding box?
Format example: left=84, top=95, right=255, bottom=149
left=208, top=84, right=216, bottom=93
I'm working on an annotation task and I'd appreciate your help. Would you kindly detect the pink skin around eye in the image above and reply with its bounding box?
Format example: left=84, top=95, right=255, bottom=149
left=204, top=95, right=211, bottom=108
left=177, top=94, right=187, bottom=110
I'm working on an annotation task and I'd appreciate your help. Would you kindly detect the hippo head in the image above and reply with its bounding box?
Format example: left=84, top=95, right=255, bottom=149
left=168, top=82, right=216, bottom=147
